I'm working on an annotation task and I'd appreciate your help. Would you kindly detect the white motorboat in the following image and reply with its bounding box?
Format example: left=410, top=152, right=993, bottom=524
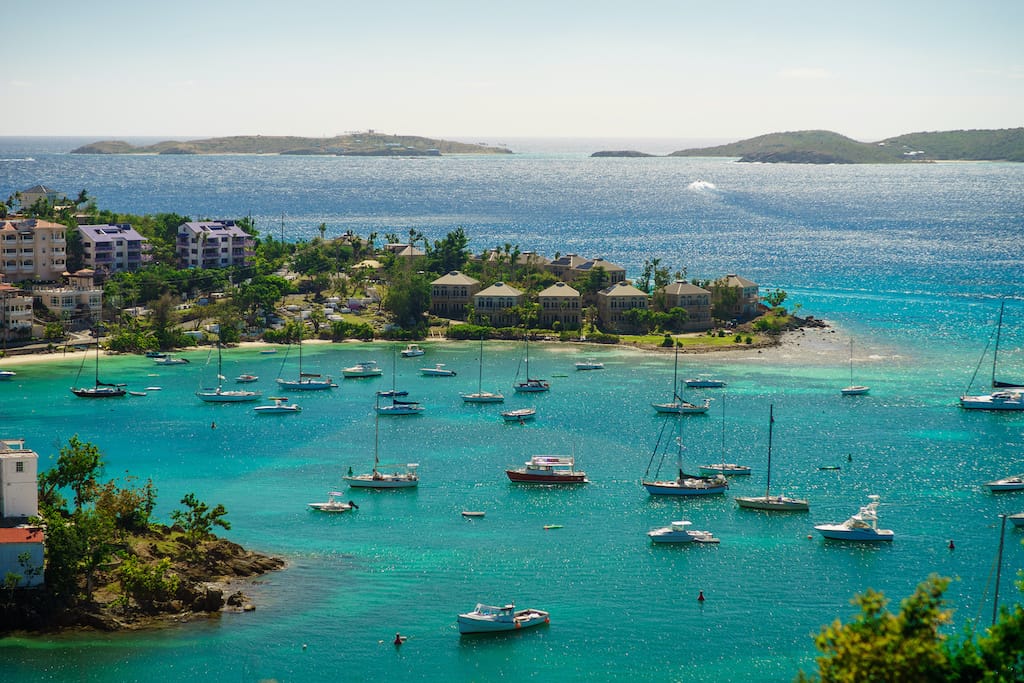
left=699, top=463, right=751, bottom=476
left=642, top=414, right=728, bottom=496
left=734, top=405, right=809, bottom=512
left=343, top=360, right=383, bottom=378
left=462, top=335, right=505, bottom=403
left=421, top=363, right=456, bottom=377
left=647, top=520, right=720, bottom=544
left=254, top=396, right=302, bottom=413
left=0, top=369, right=16, bottom=381
left=814, top=495, right=894, bottom=542
left=506, top=455, right=587, bottom=484
left=1009, top=512, right=1024, bottom=528
left=500, top=407, right=536, bottom=422
left=236, top=373, right=259, bottom=383
left=277, top=338, right=335, bottom=390
left=153, top=355, right=189, bottom=365
left=575, top=359, right=604, bottom=370
left=685, top=377, right=726, bottom=388
left=457, top=603, right=550, bottom=634
left=307, top=492, right=358, bottom=512
left=400, top=344, right=425, bottom=357
left=984, top=475, right=1024, bottom=492
left=197, top=344, right=261, bottom=403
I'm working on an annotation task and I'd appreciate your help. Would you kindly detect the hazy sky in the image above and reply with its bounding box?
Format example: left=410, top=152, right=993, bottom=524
left=3, top=0, right=1022, bottom=142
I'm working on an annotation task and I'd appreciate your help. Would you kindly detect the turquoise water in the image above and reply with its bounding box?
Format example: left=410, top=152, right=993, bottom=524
left=1, top=141, right=1023, bottom=681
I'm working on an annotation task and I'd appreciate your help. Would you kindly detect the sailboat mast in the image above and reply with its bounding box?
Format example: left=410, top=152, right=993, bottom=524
left=373, top=398, right=381, bottom=473
left=993, top=298, right=1005, bottom=387
left=94, top=329, right=100, bottom=387
left=671, top=343, right=679, bottom=400
left=478, top=334, right=484, bottom=392
left=764, top=405, right=774, bottom=499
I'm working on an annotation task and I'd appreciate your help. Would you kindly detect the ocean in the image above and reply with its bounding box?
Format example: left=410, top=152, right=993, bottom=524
left=1, top=138, right=1023, bottom=682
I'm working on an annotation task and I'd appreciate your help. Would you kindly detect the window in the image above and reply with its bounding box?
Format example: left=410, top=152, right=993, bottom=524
left=15, top=461, right=24, bottom=472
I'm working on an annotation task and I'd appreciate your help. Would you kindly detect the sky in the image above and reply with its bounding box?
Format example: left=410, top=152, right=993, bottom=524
left=2, top=0, right=1022, bottom=142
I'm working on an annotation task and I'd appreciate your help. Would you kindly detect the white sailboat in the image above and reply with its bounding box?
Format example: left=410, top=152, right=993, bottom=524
left=344, top=397, right=420, bottom=488
left=513, top=333, right=549, bottom=393
left=734, top=405, right=809, bottom=511
left=840, top=338, right=870, bottom=395
left=276, top=334, right=336, bottom=390
left=699, top=393, right=751, bottom=476
left=462, top=334, right=504, bottom=403
left=651, top=343, right=711, bottom=414
left=961, top=298, right=1024, bottom=410
left=641, top=413, right=729, bottom=496
left=196, top=343, right=261, bottom=402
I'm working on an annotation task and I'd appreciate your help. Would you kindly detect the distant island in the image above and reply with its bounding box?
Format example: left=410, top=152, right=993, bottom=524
left=590, top=150, right=655, bottom=158
left=591, top=128, right=1024, bottom=163
left=71, top=133, right=512, bottom=156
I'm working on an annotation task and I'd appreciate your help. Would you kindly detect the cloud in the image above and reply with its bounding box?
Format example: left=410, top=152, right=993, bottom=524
left=777, top=67, right=831, bottom=80
left=8, top=80, right=31, bottom=88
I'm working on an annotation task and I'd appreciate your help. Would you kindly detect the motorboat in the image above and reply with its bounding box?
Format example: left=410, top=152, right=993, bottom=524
left=575, top=359, right=604, bottom=370
left=421, top=363, right=456, bottom=377
left=461, top=511, right=485, bottom=518
left=196, top=344, right=261, bottom=403
left=647, top=520, right=720, bottom=544
left=400, top=344, right=425, bottom=357
left=128, top=390, right=147, bottom=397
left=307, top=492, right=358, bottom=512
left=734, top=405, right=809, bottom=512
left=343, top=360, right=384, bottom=378
left=457, top=603, right=550, bottom=635
left=153, top=355, right=189, bottom=365
left=254, top=397, right=302, bottom=413
left=984, top=475, right=1024, bottom=492
left=685, top=377, right=726, bottom=388
left=1009, top=512, right=1024, bottom=528
left=0, top=369, right=16, bottom=380
left=960, top=391, right=1024, bottom=411
left=698, top=463, right=751, bottom=476
left=814, top=495, right=894, bottom=542
left=500, top=407, right=536, bottom=422
left=236, top=373, right=259, bottom=383
left=144, top=351, right=167, bottom=359
left=506, top=455, right=587, bottom=484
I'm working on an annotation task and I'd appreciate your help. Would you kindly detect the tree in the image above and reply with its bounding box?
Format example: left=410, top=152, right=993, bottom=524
left=149, top=292, right=180, bottom=349
left=763, top=288, right=788, bottom=309
left=170, top=493, right=231, bottom=555
left=382, top=269, right=431, bottom=331
left=799, top=575, right=954, bottom=682
left=118, top=556, right=180, bottom=611
left=579, top=266, right=610, bottom=295
left=38, top=435, right=105, bottom=513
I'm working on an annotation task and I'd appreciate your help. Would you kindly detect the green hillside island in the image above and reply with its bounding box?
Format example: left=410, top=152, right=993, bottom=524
left=71, top=133, right=512, bottom=156
left=664, top=128, right=1024, bottom=163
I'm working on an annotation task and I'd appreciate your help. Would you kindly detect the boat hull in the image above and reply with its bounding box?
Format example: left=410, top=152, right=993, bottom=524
left=344, top=475, right=418, bottom=489
left=501, top=409, right=536, bottom=421
left=506, top=470, right=587, bottom=484
left=196, top=390, right=260, bottom=402
left=276, top=379, right=335, bottom=390
left=685, top=379, right=726, bottom=388
left=514, top=382, right=550, bottom=393
left=815, top=524, right=894, bottom=542
left=960, top=392, right=1024, bottom=410
left=985, top=480, right=1024, bottom=492
left=462, top=392, right=505, bottom=403
left=71, top=387, right=126, bottom=398
left=254, top=405, right=301, bottom=413
left=1009, top=513, right=1024, bottom=528
left=457, top=609, right=549, bottom=634
left=652, top=402, right=710, bottom=414
left=699, top=464, right=751, bottom=476
left=735, top=496, right=809, bottom=511
left=841, top=385, right=870, bottom=395
left=642, top=480, right=727, bottom=496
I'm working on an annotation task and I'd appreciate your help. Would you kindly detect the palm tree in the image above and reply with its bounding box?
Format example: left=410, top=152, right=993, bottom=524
left=318, top=223, right=327, bottom=241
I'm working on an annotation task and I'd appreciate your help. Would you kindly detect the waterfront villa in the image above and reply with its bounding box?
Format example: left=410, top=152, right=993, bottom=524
left=78, top=223, right=150, bottom=276
left=713, top=274, right=761, bottom=321
left=0, top=281, right=34, bottom=342
left=656, top=280, right=713, bottom=331
left=430, top=271, right=480, bottom=320
left=0, top=218, right=68, bottom=283
left=0, top=438, right=43, bottom=588
left=473, top=282, right=524, bottom=327
left=546, top=254, right=626, bottom=287
left=176, top=220, right=254, bottom=270
left=538, top=281, right=581, bottom=329
left=597, top=281, right=649, bottom=332
left=31, top=269, right=103, bottom=325
left=16, top=185, right=62, bottom=212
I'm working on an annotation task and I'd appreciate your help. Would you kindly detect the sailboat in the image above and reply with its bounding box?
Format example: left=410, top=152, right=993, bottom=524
left=642, top=414, right=729, bottom=496
left=840, top=338, right=870, bottom=395
left=377, top=346, right=409, bottom=398
left=651, top=343, right=711, bottom=414
left=462, top=334, right=504, bottom=403
left=961, top=298, right=1024, bottom=410
left=196, top=343, right=261, bottom=402
left=276, top=334, right=335, bottom=390
left=699, top=393, right=751, bottom=476
left=513, top=333, right=549, bottom=393
left=71, top=330, right=126, bottom=398
left=735, top=405, right=809, bottom=511
left=343, top=396, right=420, bottom=488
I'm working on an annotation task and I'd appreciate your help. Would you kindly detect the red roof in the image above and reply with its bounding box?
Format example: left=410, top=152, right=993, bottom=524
left=0, top=527, right=44, bottom=544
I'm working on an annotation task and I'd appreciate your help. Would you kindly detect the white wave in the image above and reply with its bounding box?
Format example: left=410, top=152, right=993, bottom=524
left=0, top=157, right=35, bottom=162
left=687, top=180, right=716, bottom=192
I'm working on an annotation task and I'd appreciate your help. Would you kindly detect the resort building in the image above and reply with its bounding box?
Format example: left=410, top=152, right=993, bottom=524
left=473, top=282, right=524, bottom=327
left=597, top=281, right=649, bottom=333
left=32, top=269, right=103, bottom=324
left=176, top=220, right=254, bottom=269
left=545, top=254, right=626, bottom=287
left=0, top=281, right=34, bottom=342
left=430, top=271, right=480, bottom=320
left=0, top=218, right=68, bottom=283
left=712, top=274, right=761, bottom=321
left=16, top=185, right=62, bottom=212
left=655, top=281, right=713, bottom=332
left=538, top=282, right=581, bottom=329
left=78, top=223, right=150, bottom=275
